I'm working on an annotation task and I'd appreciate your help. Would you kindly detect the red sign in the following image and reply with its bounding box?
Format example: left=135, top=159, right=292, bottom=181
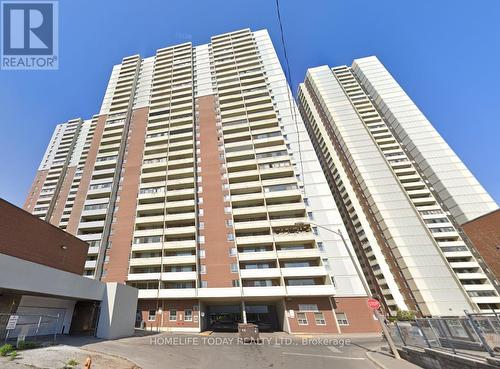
left=367, top=298, right=381, bottom=310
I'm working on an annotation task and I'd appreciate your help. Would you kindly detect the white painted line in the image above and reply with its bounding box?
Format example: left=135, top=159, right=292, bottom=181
left=327, top=346, right=342, bottom=353
left=282, top=352, right=365, bottom=360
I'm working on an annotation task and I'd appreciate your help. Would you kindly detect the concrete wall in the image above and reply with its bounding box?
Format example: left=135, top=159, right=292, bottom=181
left=1, top=254, right=138, bottom=339
left=96, top=282, right=138, bottom=339
left=0, top=253, right=105, bottom=301
left=17, top=296, right=76, bottom=335
left=0, top=198, right=88, bottom=274
left=399, top=346, right=500, bottom=369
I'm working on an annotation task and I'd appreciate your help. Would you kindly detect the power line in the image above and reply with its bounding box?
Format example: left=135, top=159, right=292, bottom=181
left=275, top=0, right=307, bottom=199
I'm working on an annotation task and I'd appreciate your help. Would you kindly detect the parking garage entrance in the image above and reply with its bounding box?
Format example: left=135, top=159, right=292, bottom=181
left=207, top=303, right=279, bottom=332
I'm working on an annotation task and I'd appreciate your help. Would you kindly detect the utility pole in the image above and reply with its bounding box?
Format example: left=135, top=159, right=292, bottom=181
left=295, top=221, right=401, bottom=359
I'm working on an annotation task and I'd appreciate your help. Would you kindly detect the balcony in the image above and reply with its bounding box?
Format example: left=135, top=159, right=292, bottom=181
left=128, top=272, right=161, bottom=281
left=84, top=260, right=96, bottom=269
left=158, top=288, right=196, bottom=298
left=78, top=220, right=105, bottom=230
left=242, top=286, right=286, bottom=297
left=286, top=284, right=335, bottom=296
left=129, top=257, right=162, bottom=267
left=238, top=251, right=276, bottom=261
left=198, top=288, right=241, bottom=298
left=162, top=255, right=196, bottom=265
left=281, top=266, right=327, bottom=278
left=161, top=271, right=197, bottom=281
left=236, top=234, right=274, bottom=245
left=273, top=232, right=315, bottom=243
left=240, top=268, right=281, bottom=279
left=131, top=242, right=163, bottom=252
left=163, top=239, right=196, bottom=250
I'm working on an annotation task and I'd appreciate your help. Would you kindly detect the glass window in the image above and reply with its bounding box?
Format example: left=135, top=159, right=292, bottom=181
left=314, top=312, right=326, bottom=325
left=169, top=309, right=177, bottom=321
left=336, top=312, right=349, bottom=325
left=297, top=312, right=308, bottom=325
left=230, top=263, right=238, bottom=273
left=299, top=304, right=318, bottom=312
left=148, top=309, right=156, bottom=321
left=184, top=309, right=192, bottom=321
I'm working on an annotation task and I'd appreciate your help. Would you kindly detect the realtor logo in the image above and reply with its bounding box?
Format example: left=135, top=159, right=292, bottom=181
left=1, top=1, right=58, bottom=69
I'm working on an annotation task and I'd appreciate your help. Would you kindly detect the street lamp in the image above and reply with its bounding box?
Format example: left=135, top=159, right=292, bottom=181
left=295, top=221, right=401, bottom=359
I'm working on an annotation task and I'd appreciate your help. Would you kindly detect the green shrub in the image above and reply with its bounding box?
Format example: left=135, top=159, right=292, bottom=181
left=67, top=358, right=79, bottom=366
left=17, top=341, right=40, bottom=350
left=396, top=310, right=416, bottom=321
left=0, top=344, right=14, bottom=357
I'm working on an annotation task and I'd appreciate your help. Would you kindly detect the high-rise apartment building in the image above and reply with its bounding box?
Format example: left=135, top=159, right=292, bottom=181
left=298, top=56, right=499, bottom=316
left=23, top=29, right=380, bottom=333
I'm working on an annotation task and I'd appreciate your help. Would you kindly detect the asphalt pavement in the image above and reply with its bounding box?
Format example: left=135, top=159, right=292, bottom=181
left=60, top=331, right=421, bottom=369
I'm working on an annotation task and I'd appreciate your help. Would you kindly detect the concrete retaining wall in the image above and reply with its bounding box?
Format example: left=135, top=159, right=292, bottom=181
left=399, top=346, right=500, bottom=369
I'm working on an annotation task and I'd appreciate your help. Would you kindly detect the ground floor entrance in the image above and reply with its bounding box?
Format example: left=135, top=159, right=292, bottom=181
left=206, top=303, right=279, bottom=332
left=137, top=296, right=381, bottom=334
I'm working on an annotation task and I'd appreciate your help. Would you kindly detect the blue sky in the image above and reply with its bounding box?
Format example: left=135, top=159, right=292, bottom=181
left=1, top=0, right=499, bottom=207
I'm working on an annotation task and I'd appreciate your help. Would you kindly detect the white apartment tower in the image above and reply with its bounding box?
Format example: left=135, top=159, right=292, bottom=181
left=24, top=29, right=380, bottom=334
left=298, top=57, right=499, bottom=316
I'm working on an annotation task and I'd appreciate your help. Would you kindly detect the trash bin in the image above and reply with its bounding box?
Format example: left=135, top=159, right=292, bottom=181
left=238, top=323, right=260, bottom=342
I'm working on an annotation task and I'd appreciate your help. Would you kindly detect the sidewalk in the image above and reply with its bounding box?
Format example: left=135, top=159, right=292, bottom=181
left=366, top=350, right=422, bottom=369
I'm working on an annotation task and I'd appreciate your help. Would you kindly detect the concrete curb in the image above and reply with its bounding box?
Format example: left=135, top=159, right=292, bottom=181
left=365, top=351, right=390, bottom=369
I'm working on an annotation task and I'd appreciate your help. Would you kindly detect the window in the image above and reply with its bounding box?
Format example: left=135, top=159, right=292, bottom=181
left=229, top=247, right=237, bottom=256
left=307, top=212, right=314, bottom=220
left=224, top=206, right=232, bottom=214
left=184, top=309, right=192, bottom=321
left=297, top=312, right=308, bottom=325
left=201, top=281, right=208, bottom=288
left=317, top=242, right=324, bottom=251
left=230, top=263, right=238, bottom=273
left=198, top=235, right=205, bottom=244
left=199, top=249, right=206, bottom=258
left=148, top=309, right=156, bottom=321
left=227, top=233, right=235, bottom=241
left=232, top=279, right=240, bottom=287
left=200, top=265, right=206, bottom=274
left=169, top=309, right=177, bottom=321
left=199, top=222, right=205, bottom=230
left=299, top=304, right=318, bottom=312
left=336, top=312, right=349, bottom=326
left=312, top=227, right=318, bottom=235
left=314, top=312, right=326, bottom=325
left=225, top=219, right=233, bottom=227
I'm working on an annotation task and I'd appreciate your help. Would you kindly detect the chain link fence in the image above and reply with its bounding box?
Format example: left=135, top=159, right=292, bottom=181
left=386, top=312, right=500, bottom=358
left=1, top=313, right=61, bottom=345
